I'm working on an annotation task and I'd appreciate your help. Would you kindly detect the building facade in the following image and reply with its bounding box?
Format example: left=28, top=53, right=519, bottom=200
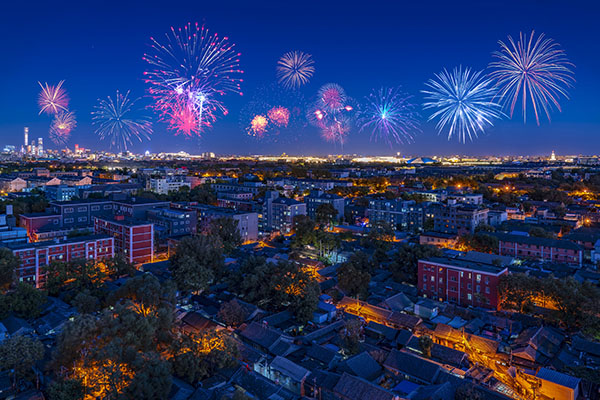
left=493, top=232, right=583, bottom=265
left=93, top=215, right=154, bottom=264
left=431, top=203, right=489, bottom=235
left=367, top=199, right=424, bottom=231
left=305, top=190, right=344, bottom=222
left=418, top=257, right=508, bottom=309
left=9, top=234, right=114, bottom=288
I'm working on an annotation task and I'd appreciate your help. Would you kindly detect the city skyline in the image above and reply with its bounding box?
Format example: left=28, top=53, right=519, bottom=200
left=0, top=0, right=598, bottom=156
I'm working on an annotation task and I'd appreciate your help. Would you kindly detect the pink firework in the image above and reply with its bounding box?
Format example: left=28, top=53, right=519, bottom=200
left=144, top=23, right=243, bottom=137
left=38, top=81, right=69, bottom=115
left=321, top=116, right=350, bottom=144
left=166, top=102, right=200, bottom=137
left=267, top=106, right=290, bottom=127
left=318, top=83, right=346, bottom=112
left=52, top=110, right=77, bottom=135
left=247, top=115, right=269, bottom=138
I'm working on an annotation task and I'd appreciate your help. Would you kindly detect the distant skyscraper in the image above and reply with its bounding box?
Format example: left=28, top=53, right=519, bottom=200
left=38, top=138, right=43, bottom=156
left=550, top=150, right=556, bottom=161
left=24, top=127, right=29, bottom=148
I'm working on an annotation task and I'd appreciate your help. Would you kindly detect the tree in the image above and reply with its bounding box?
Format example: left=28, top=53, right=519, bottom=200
left=454, top=383, right=483, bottom=400
left=7, top=282, right=47, bottom=318
left=292, top=214, right=316, bottom=248
left=340, top=319, right=363, bottom=355
left=458, top=232, right=499, bottom=253
left=362, top=220, right=394, bottom=253
left=72, top=290, right=100, bottom=314
left=498, top=273, right=536, bottom=312
left=0, top=247, right=18, bottom=291
left=170, top=330, right=238, bottom=384
left=419, top=335, right=433, bottom=358
left=124, top=352, right=172, bottom=400
left=218, top=299, right=246, bottom=327
left=47, top=379, right=85, bottom=400
left=389, top=244, right=442, bottom=284
left=170, top=235, right=224, bottom=292
left=337, top=262, right=371, bottom=299
left=209, top=217, right=242, bottom=254
left=0, top=335, right=44, bottom=381
left=105, top=254, right=137, bottom=278
left=316, top=203, right=338, bottom=226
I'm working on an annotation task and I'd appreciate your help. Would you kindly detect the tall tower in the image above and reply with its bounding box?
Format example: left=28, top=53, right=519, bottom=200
left=24, top=127, right=29, bottom=148
left=38, top=138, right=43, bottom=156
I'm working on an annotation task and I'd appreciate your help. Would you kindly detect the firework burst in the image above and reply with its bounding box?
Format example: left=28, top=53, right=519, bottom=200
left=276, top=51, right=315, bottom=89
left=143, top=23, right=243, bottom=136
left=247, top=115, right=269, bottom=138
left=92, top=90, right=153, bottom=151
left=267, top=106, right=290, bottom=127
left=489, top=31, right=574, bottom=125
left=51, top=110, right=77, bottom=134
left=318, top=83, right=347, bottom=112
left=422, top=66, right=504, bottom=143
left=308, top=83, right=355, bottom=145
left=38, top=81, right=69, bottom=115
left=359, top=87, right=420, bottom=146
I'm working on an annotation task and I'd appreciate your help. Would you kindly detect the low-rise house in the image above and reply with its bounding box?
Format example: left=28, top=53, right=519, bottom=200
left=383, top=349, right=441, bottom=384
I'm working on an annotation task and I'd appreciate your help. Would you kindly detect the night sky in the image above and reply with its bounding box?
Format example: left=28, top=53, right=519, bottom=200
left=0, top=0, right=598, bottom=156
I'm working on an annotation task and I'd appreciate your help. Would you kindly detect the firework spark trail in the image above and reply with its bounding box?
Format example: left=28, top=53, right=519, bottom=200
left=92, top=90, right=153, bottom=151
left=489, top=31, right=574, bottom=125
left=38, top=81, right=69, bottom=115
left=358, top=87, right=420, bottom=146
left=143, top=23, right=243, bottom=136
left=422, top=66, right=504, bottom=143
left=276, top=51, right=315, bottom=89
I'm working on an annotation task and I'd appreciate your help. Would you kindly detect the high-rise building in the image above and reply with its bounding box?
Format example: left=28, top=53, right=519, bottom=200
left=24, top=127, right=29, bottom=147
left=37, top=138, right=43, bottom=156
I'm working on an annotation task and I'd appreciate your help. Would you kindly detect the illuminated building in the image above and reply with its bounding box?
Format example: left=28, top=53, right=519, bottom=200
left=418, top=256, right=508, bottom=309
left=8, top=234, right=114, bottom=288
left=93, top=215, right=154, bottom=264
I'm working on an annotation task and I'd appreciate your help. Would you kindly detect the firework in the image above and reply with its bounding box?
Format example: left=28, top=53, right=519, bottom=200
left=143, top=23, right=243, bottom=136
left=92, top=90, right=153, bottom=151
left=318, top=83, right=347, bottom=112
left=38, top=81, right=69, bottom=115
left=276, top=51, right=315, bottom=89
left=49, top=126, right=69, bottom=145
left=267, top=106, right=290, bottom=127
left=239, top=83, right=306, bottom=142
left=358, top=87, right=420, bottom=146
left=51, top=110, right=77, bottom=135
left=489, top=31, right=574, bottom=124
left=308, top=83, right=355, bottom=145
left=247, top=115, right=269, bottom=138
left=422, top=66, right=504, bottom=143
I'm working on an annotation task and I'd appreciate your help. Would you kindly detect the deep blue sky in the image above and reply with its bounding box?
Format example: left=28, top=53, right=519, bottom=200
left=0, top=0, right=598, bottom=156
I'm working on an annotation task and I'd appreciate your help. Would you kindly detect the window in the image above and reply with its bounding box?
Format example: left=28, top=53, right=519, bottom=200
left=467, top=283, right=472, bottom=289
left=91, top=206, right=100, bottom=211
left=439, top=277, right=443, bottom=283
left=476, top=285, right=480, bottom=293
left=64, top=218, right=74, bottom=223
left=423, top=284, right=427, bottom=290
left=104, top=205, right=113, bottom=210
left=431, top=276, right=434, bottom=282
left=460, top=271, right=464, bottom=277
left=78, top=207, right=87, bottom=212
left=65, top=207, right=74, bottom=213
left=485, top=287, right=490, bottom=294
left=423, top=275, right=427, bottom=282
left=476, top=274, right=481, bottom=282
left=467, top=293, right=472, bottom=300
left=485, top=277, right=490, bottom=284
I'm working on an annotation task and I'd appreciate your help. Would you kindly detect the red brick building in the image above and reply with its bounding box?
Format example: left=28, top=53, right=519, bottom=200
left=8, top=234, right=114, bottom=288
left=493, top=232, right=583, bottom=266
left=418, top=257, right=508, bottom=309
left=93, top=215, right=154, bottom=264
